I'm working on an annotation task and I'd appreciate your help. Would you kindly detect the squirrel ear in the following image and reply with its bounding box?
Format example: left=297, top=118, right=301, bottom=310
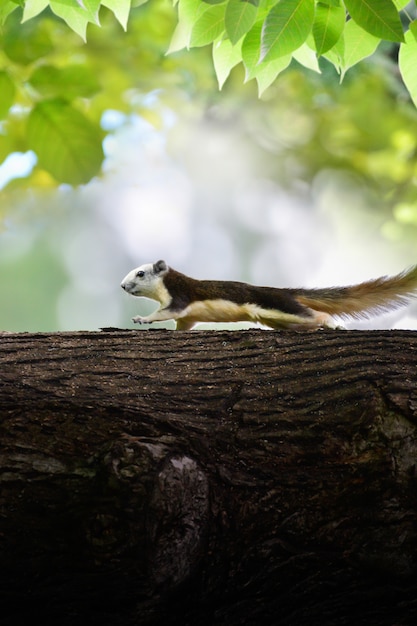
left=153, top=260, right=168, bottom=275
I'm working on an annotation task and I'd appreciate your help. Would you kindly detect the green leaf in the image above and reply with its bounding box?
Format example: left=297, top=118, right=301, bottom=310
left=3, top=17, right=54, bottom=65
left=261, top=0, right=315, bottom=62
left=0, top=1, right=19, bottom=24
left=241, top=16, right=293, bottom=89
left=392, top=0, right=411, bottom=9
left=344, top=0, right=404, bottom=43
left=340, top=19, right=380, bottom=77
left=0, top=72, right=16, bottom=119
left=411, top=19, right=417, bottom=40
left=212, top=36, right=242, bottom=88
left=81, top=0, right=102, bottom=23
left=190, top=3, right=226, bottom=47
left=22, top=0, right=49, bottom=22
left=242, top=20, right=262, bottom=79
left=49, top=0, right=99, bottom=40
left=324, top=18, right=380, bottom=78
left=321, top=44, right=342, bottom=74
left=28, top=65, right=101, bottom=100
left=101, top=0, right=132, bottom=30
left=27, top=99, right=104, bottom=185
left=293, top=43, right=321, bottom=73
left=168, top=0, right=209, bottom=52
left=399, top=25, right=417, bottom=107
left=254, top=54, right=291, bottom=96
left=225, top=0, right=258, bottom=45
left=167, top=20, right=191, bottom=52
left=313, top=2, right=345, bottom=55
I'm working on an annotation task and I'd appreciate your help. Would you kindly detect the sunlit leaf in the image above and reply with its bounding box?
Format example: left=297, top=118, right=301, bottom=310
left=241, top=16, right=293, bottom=90
left=82, top=0, right=102, bottom=23
left=212, top=36, right=242, bottom=88
left=0, top=72, right=16, bottom=119
left=344, top=0, right=404, bottom=42
left=225, top=0, right=257, bottom=45
left=27, top=99, right=104, bottom=185
left=324, top=19, right=380, bottom=79
left=168, top=0, right=209, bottom=51
left=293, top=43, right=321, bottom=73
left=340, top=19, right=380, bottom=77
left=313, top=2, right=345, bottom=55
left=321, top=43, right=343, bottom=74
left=242, top=21, right=262, bottom=79
left=167, top=20, right=191, bottom=52
left=101, top=0, right=132, bottom=30
left=261, top=0, right=315, bottom=62
left=22, top=0, right=49, bottom=21
left=49, top=0, right=92, bottom=40
left=254, top=54, right=291, bottom=96
left=190, top=3, right=226, bottom=47
left=392, top=0, right=411, bottom=8
left=399, top=24, right=417, bottom=108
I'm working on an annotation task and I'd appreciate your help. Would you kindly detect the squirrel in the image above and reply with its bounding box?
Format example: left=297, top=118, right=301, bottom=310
left=120, top=260, right=417, bottom=330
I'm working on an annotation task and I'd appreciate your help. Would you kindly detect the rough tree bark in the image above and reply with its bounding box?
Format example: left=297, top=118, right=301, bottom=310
left=1, top=329, right=417, bottom=626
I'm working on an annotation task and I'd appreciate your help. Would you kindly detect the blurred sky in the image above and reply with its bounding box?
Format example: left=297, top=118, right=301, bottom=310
left=1, top=85, right=417, bottom=332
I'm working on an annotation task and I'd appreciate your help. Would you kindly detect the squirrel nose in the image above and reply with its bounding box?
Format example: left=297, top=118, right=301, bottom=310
left=121, top=282, right=127, bottom=290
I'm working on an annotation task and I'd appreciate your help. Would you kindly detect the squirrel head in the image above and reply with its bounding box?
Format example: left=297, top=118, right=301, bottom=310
left=121, top=260, right=169, bottom=299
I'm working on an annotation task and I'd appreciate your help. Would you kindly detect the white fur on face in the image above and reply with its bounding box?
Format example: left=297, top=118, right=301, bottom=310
left=121, top=263, right=171, bottom=306
left=121, top=263, right=154, bottom=295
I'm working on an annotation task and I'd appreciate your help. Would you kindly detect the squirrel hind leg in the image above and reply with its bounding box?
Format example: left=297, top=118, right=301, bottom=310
left=265, top=310, right=343, bottom=331
left=255, top=308, right=336, bottom=331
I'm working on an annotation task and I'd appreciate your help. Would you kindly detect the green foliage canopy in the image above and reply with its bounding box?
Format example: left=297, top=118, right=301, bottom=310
left=1, top=0, right=417, bottom=187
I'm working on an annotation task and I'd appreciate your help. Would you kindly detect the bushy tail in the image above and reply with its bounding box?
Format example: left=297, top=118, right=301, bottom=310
left=295, top=265, right=417, bottom=320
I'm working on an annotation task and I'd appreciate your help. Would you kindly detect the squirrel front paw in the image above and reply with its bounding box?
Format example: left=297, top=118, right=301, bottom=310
left=132, top=316, right=152, bottom=324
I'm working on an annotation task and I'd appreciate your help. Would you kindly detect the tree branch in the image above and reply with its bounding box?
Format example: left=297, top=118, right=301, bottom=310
left=1, top=330, right=417, bottom=625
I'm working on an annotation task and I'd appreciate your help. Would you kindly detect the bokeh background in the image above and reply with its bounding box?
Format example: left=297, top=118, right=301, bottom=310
left=1, top=1, right=417, bottom=332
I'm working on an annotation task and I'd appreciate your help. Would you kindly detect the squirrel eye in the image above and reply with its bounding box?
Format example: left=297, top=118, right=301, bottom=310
left=136, top=270, right=145, bottom=278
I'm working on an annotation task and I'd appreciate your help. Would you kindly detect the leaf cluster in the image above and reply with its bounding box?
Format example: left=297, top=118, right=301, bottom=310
left=1, top=0, right=131, bottom=41
left=169, top=0, right=417, bottom=97
left=0, top=1, right=133, bottom=186
left=1, top=0, right=417, bottom=188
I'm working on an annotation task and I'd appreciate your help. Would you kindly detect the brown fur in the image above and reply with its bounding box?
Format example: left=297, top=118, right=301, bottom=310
left=295, top=265, right=417, bottom=320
